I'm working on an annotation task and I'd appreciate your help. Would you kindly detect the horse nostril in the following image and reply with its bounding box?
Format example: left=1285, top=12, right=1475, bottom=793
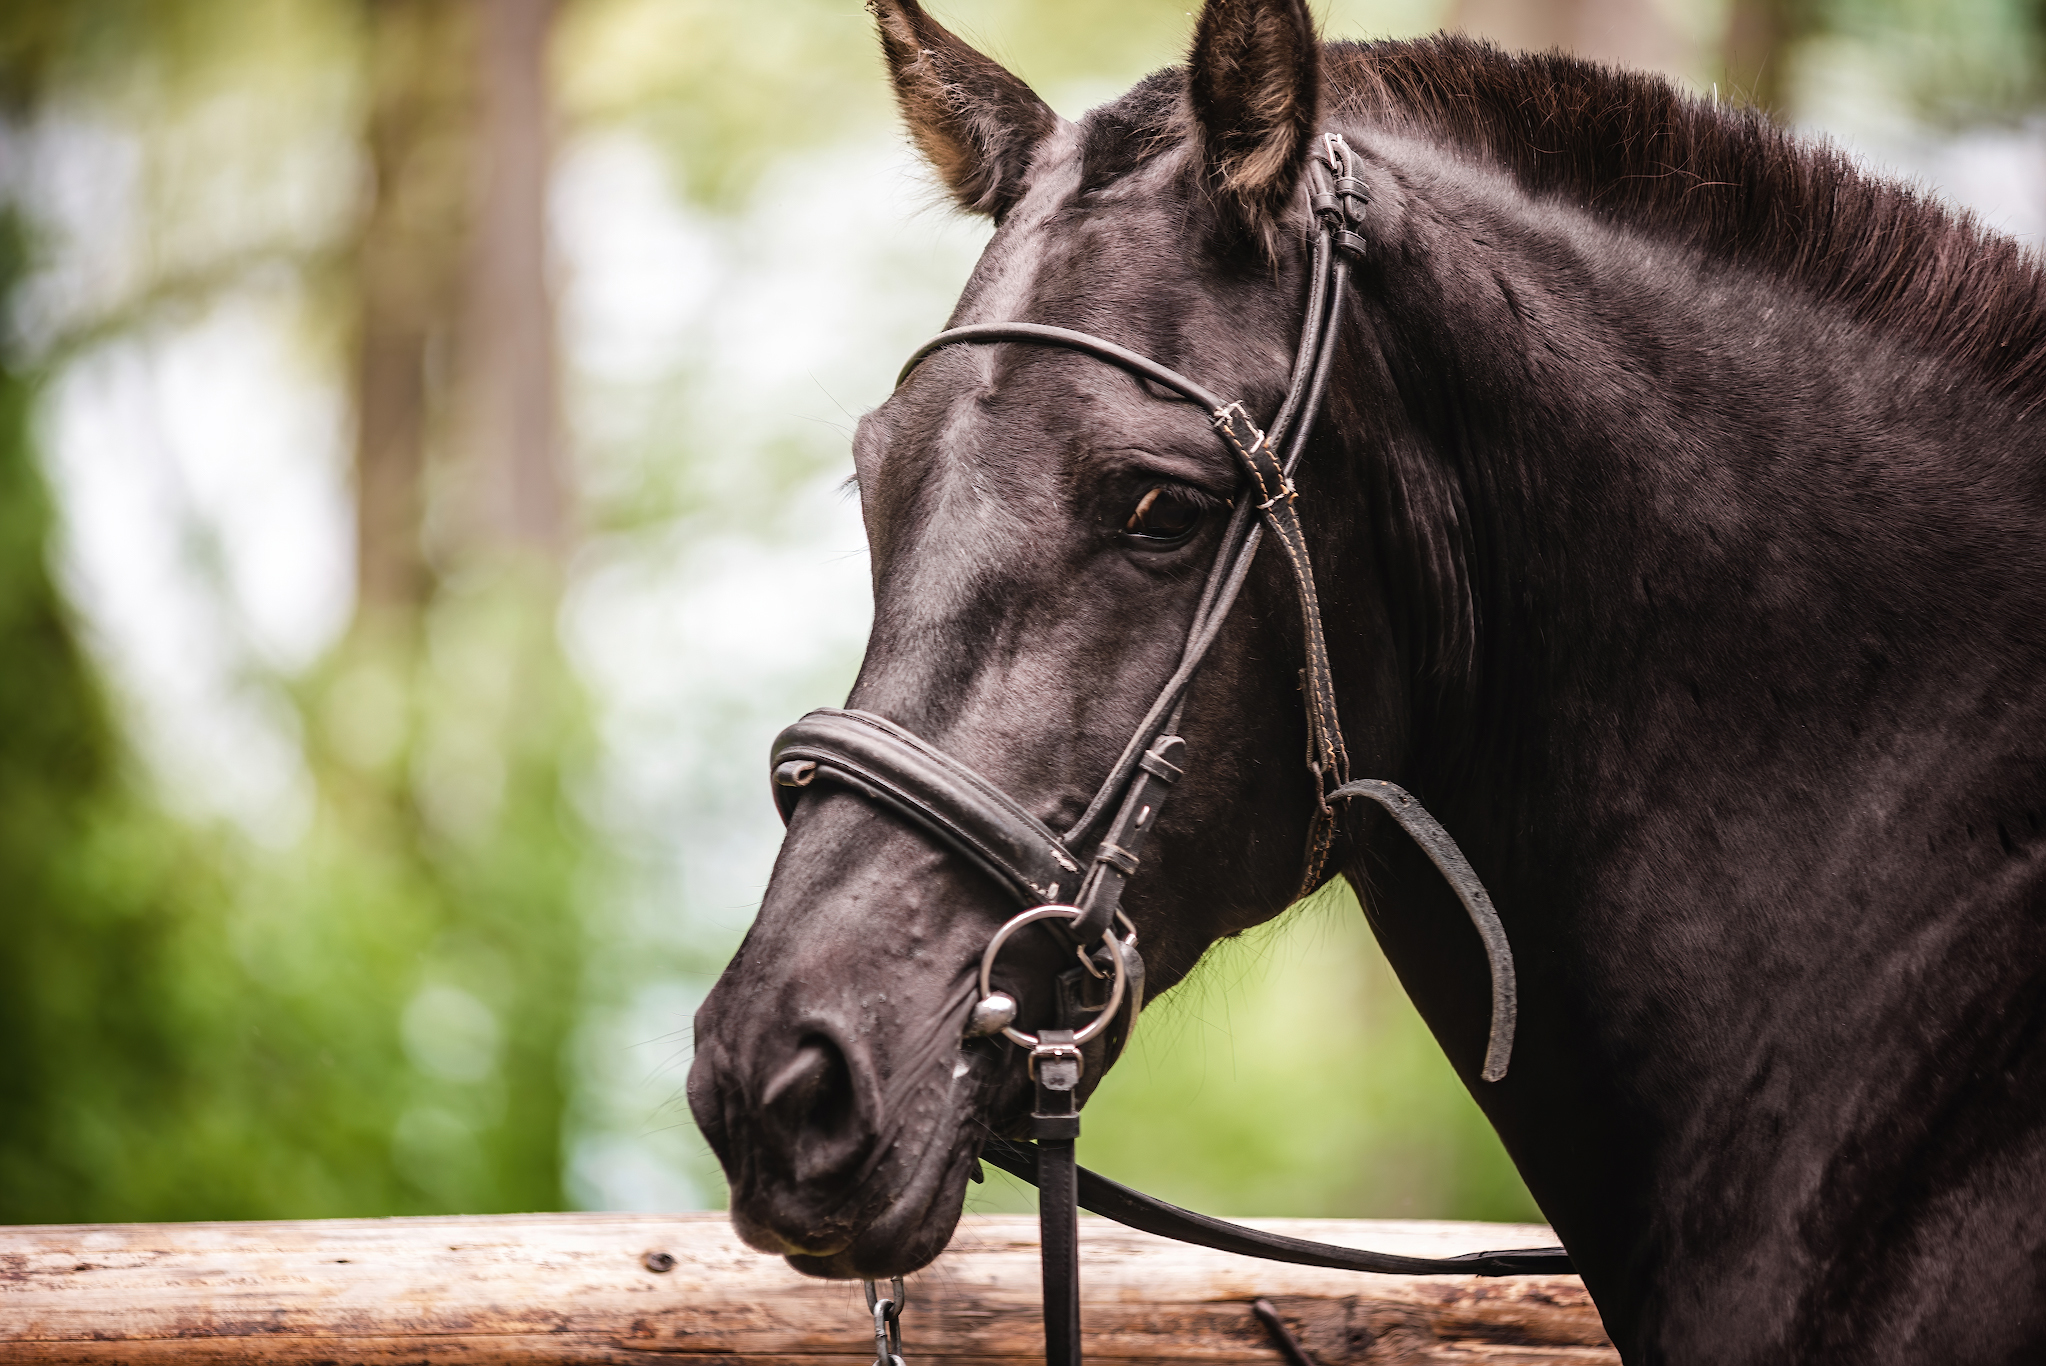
left=762, top=1034, right=857, bottom=1136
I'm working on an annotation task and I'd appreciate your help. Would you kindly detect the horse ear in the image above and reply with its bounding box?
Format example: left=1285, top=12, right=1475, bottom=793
left=869, top=0, right=1057, bottom=218
left=1187, top=0, right=1320, bottom=232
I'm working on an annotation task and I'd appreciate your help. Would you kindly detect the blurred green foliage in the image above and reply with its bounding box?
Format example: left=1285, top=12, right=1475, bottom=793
left=972, top=886, right=1542, bottom=1223
left=0, top=248, right=589, bottom=1217
left=1734, top=0, right=2046, bottom=123
left=0, top=0, right=588, bottom=1221
left=559, top=0, right=1450, bottom=209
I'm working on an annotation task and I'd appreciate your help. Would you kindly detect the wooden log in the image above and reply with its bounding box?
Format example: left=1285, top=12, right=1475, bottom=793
left=0, top=1213, right=1615, bottom=1364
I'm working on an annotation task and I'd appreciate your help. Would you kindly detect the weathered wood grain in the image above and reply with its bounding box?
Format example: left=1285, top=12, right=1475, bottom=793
left=0, top=1212, right=1615, bottom=1364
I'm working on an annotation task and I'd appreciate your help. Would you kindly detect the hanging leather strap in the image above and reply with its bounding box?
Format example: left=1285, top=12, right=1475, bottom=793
left=981, top=1137, right=1571, bottom=1277
left=1027, top=1034, right=1085, bottom=1366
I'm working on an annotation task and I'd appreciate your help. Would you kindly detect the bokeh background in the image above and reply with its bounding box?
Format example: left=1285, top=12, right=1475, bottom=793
left=2, top=0, right=2041, bottom=1227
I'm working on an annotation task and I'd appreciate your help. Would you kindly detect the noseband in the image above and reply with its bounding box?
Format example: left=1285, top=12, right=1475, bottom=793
left=769, top=134, right=1562, bottom=1366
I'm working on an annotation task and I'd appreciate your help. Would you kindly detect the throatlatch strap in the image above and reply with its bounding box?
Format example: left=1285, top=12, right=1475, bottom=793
left=981, top=1138, right=1570, bottom=1277
left=1328, top=779, right=1517, bottom=1082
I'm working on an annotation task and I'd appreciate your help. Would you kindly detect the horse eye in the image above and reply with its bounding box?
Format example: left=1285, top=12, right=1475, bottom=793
left=1122, top=486, right=1205, bottom=545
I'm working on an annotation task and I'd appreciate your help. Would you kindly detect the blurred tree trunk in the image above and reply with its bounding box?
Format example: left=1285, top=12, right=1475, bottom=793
left=1722, top=0, right=1809, bottom=115
left=0, top=0, right=583, bottom=1224
left=337, top=0, right=580, bottom=1217
left=353, top=0, right=563, bottom=624
left=1450, top=0, right=1691, bottom=77
left=456, top=0, right=564, bottom=557
left=353, top=0, right=475, bottom=619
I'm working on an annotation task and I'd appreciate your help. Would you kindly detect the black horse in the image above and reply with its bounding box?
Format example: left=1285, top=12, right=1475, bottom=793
left=689, top=0, right=2046, bottom=1359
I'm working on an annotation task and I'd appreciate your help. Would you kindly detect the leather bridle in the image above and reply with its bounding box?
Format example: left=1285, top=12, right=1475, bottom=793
left=769, top=133, right=1564, bottom=1366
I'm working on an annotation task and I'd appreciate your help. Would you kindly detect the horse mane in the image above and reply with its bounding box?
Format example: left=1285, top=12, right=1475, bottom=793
left=1324, top=34, right=2046, bottom=412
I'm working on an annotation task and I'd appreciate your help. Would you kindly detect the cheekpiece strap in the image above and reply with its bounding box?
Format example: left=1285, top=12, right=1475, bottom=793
left=1327, top=778, right=1517, bottom=1082
left=1313, top=132, right=1372, bottom=260
left=1071, top=732, right=1184, bottom=940
left=1210, top=403, right=1352, bottom=896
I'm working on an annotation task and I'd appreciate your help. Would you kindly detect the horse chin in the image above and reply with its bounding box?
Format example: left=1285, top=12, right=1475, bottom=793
left=732, top=1119, right=985, bottom=1281
left=777, top=1182, right=965, bottom=1280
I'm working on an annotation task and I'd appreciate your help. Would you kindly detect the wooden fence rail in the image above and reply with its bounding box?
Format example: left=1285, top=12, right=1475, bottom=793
left=0, top=1212, right=1615, bottom=1364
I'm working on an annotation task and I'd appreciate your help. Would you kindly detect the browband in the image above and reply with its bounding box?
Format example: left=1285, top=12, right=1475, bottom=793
left=899, top=322, right=1227, bottom=410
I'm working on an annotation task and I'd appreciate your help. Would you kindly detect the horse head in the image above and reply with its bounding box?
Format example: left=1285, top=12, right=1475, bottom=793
left=686, top=0, right=1422, bottom=1280
left=685, top=2, right=2046, bottom=1359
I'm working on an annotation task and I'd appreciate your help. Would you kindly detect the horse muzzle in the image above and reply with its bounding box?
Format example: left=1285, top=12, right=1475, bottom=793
left=687, top=787, right=1060, bottom=1276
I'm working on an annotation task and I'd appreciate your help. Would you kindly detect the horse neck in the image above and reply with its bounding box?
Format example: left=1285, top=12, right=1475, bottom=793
left=1336, top=183, right=2046, bottom=1346
left=1353, top=184, right=2046, bottom=866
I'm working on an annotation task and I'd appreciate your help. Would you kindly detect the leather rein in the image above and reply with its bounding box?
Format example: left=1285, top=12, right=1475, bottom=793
left=768, top=134, right=1567, bottom=1366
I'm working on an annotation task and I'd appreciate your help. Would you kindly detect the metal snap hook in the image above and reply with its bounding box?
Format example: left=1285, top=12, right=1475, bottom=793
left=863, top=1277, right=906, bottom=1366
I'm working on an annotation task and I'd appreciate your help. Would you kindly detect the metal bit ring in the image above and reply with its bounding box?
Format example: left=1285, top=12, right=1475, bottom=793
left=975, top=904, right=1129, bottom=1049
